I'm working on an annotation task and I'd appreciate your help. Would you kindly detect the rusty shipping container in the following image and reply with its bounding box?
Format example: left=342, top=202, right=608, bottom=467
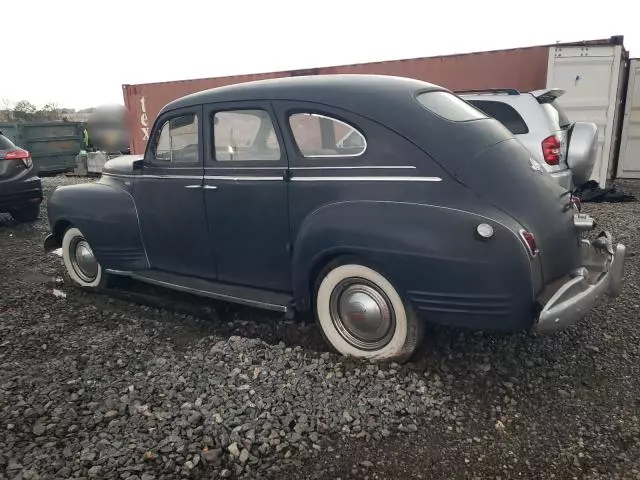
left=122, top=37, right=621, bottom=154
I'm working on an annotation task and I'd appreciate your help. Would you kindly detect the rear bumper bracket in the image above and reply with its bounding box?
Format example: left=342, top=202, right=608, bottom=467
left=536, top=232, right=626, bottom=332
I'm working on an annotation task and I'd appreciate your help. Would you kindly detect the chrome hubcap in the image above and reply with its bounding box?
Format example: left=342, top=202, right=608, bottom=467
left=329, top=279, right=395, bottom=350
left=70, top=239, right=98, bottom=282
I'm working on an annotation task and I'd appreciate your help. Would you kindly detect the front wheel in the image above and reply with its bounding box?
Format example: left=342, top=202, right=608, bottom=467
left=10, top=204, right=40, bottom=223
left=315, top=263, right=422, bottom=362
left=62, top=227, right=109, bottom=289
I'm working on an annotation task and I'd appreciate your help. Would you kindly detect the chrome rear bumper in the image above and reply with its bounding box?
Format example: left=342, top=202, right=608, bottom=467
left=536, top=232, right=626, bottom=332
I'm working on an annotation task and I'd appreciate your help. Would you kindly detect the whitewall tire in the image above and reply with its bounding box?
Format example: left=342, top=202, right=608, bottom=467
left=61, top=227, right=107, bottom=289
left=316, top=263, right=422, bottom=362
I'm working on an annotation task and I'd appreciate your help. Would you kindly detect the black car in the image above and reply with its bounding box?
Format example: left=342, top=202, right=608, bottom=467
left=0, top=132, right=43, bottom=222
left=44, top=75, right=626, bottom=362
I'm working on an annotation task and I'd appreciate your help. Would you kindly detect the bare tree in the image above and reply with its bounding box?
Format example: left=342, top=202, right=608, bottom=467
left=0, top=98, right=13, bottom=121
left=13, top=100, right=37, bottom=122
left=40, top=102, right=63, bottom=121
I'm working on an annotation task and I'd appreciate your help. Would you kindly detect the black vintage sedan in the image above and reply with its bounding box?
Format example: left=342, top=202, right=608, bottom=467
left=44, top=75, right=626, bottom=362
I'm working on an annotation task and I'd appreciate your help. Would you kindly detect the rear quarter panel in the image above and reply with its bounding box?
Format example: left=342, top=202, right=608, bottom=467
left=47, top=180, right=148, bottom=271
left=293, top=200, right=538, bottom=331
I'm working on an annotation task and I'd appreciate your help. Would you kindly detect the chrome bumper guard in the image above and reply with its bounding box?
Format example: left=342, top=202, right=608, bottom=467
left=536, top=231, right=626, bottom=332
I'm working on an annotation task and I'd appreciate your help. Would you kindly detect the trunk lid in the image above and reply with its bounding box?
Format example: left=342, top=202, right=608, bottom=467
left=457, top=138, right=581, bottom=283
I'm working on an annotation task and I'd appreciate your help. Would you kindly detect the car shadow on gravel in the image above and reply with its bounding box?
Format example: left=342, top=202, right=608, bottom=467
left=87, top=276, right=331, bottom=353
left=65, top=270, right=592, bottom=361
left=85, top=274, right=575, bottom=374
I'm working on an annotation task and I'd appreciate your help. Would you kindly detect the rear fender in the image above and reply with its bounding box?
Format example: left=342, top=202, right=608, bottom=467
left=293, top=200, right=538, bottom=330
left=47, top=183, right=148, bottom=271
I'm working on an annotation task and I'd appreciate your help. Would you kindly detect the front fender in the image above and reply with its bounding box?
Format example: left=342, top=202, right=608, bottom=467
left=47, top=182, right=148, bottom=271
left=292, top=200, right=537, bottom=330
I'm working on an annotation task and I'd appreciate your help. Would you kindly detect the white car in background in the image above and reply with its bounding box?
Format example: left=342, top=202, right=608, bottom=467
left=458, top=88, right=598, bottom=191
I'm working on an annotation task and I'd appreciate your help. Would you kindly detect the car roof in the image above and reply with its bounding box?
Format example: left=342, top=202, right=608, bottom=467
left=162, top=74, right=443, bottom=113
left=159, top=74, right=514, bottom=169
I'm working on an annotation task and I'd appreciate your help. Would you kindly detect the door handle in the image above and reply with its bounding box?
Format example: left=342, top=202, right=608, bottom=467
left=184, top=184, right=201, bottom=189
left=203, top=185, right=218, bottom=190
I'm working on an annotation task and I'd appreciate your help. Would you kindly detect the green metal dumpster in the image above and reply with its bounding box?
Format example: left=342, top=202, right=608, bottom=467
left=0, top=122, right=83, bottom=174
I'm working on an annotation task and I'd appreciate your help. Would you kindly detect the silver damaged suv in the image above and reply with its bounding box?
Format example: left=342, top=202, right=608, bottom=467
left=459, top=88, right=598, bottom=191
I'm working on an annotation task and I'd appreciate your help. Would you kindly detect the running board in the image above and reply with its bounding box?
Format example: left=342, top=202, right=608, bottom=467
left=110, top=269, right=294, bottom=314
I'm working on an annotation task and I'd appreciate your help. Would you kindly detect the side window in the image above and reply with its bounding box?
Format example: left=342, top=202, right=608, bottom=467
left=289, top=113, right=366, bottom=158
left=213, top=109, right=281, bottom=161
left=467, top=100, right=529, bottom=135
left=154, top=113, right=199, bottom=163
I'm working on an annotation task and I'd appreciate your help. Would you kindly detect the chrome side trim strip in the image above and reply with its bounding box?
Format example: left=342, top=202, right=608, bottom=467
left=291, top=176, right=442, bottom=182
left=291, top=165, right=416, bottom=170
left=204, top=166, right=415, bottom=170
left=204, top=176, right=282, bottom=181
left=105, top=269, right=132, bottom=276
left=103, top=172, right=284, bottom=181
left=204, top=166, right=284, bottom=170
left=130, top=274, right=289, bottom=312
left=102, top=172, right=204, bottom=180
left=142, top=174, right=203, bottom=180
left=101, top=172, right=133, bottom=179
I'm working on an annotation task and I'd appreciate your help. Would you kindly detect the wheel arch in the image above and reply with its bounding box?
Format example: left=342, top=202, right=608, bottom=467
left=291, top=200, right=536, bottom=330
left=301, top=248, right=396, bottom=314
left=47, top=182, right=148, bottom=271
left=52, top=219, right=73, bottom=246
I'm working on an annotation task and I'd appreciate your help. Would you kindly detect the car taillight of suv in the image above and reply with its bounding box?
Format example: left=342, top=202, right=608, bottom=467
left=0, top=132, right=43, bottom=223
left=541, top=134, right=562, bottom=165
left=458, top=88, right=598, bottom=192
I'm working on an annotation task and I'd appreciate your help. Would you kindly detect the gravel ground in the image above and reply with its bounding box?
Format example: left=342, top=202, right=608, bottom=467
left=0, top=176, right=639, bottom=480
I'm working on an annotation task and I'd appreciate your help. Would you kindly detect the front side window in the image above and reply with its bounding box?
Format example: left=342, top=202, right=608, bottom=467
left=417, top=91, right=487, bottom=122
left=154, top=113, right=199, bottom=163
left=289, top=113, right=366, bottom=158
left=213, top=110, right=281, bottom=161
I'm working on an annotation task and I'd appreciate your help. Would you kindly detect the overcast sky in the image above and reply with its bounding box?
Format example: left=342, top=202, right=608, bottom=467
left=3, top=0, right=637, bottom=110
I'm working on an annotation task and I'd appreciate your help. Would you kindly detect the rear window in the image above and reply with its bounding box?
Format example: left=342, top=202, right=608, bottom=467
left=0, top=134, right=16, bottom=150
left=541, top=101, right=571, bottom=129
left=417, top=91, right=487, bottom=122
left=467, top=100, right=529, bottom=135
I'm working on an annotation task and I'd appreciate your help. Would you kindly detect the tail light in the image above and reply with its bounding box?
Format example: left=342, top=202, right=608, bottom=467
left=541, top=135, right=561, bottom=165
left=4, top=149, right=33, bottom=168
left=519, top=229, right=538, bottom=257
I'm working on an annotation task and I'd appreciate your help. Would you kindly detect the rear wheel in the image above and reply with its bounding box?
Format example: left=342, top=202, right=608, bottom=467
left=10, top=204, right=40, bottom=223
left=315, top=263, right=422, bottom=362
left=62, top=227, right=109, bottom=289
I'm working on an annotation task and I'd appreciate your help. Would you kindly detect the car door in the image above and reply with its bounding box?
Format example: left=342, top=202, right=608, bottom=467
left=134, top=105, right=217, bottom=279
left=202, top=101, right=291, bottom=292
left=272, top=100, right=430, bottom=239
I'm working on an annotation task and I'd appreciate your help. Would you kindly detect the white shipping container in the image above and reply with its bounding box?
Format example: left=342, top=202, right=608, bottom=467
left=617, top=58, right=640, bottom=178
left=546, top=44, right=627, bottom=186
